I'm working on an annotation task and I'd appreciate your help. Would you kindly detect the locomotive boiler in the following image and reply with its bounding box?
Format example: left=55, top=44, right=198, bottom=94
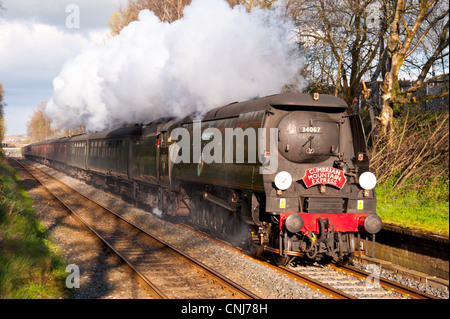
left=22, top=93, right=381, bottom=265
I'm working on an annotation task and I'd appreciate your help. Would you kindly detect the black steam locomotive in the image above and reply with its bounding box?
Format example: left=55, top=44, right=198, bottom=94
left=22, top=93, right=381, bottom=265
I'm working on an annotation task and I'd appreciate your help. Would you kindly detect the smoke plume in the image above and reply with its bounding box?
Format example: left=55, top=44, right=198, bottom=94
left=46, top=0, right=305, bottom=131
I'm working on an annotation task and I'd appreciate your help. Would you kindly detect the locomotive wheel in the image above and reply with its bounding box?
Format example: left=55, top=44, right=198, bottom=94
left=158, top=189, right=166, bottom=214
left=272, top=229, right=291, bottom=266
left=200, top=201, right=220, bottom=236
left=206, top=204, right=216, bottom=233
left=204, top=202, right=215, bottom=231
left=225, top=213, right=240, bottom=245
left=226, top=213, right=251, bottom=248
left=188, top=194, right=251, bottom=247
left=211, top=205, right=220, bottom=234
left=190, top=197, right=202, bottom=226
left=213, top=206, right=227, bottom=239
left=199, top=200, right=209, bottom=229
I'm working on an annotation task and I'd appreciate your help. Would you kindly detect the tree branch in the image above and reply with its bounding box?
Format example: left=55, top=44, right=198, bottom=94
left=391, top=90, right=449, bottom=104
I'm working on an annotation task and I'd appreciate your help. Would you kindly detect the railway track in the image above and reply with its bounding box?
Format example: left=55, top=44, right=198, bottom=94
left=178, top=224, right=354, bottom=299
left=14, top=158, right=441, bottom=300
left=286, top=263, right=402, bottom=299
left=178, top=223, right=440, bottom=299
left=15, top=159, right=259, bottom=299
left=328, top=262, right=440, bottom=299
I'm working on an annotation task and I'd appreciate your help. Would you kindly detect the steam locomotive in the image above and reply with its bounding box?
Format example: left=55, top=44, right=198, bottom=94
left=22, top=93, right=381, bottom=265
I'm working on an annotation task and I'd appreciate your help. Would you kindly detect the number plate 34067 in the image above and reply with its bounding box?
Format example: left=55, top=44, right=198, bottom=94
left=301, top=126, right=321, bottom=133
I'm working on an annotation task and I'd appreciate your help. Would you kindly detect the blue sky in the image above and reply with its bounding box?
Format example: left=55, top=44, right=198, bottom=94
left=0, top=0, right=122, bottom=135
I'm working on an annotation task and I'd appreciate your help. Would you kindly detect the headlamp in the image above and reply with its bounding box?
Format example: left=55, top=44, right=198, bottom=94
left=274, top=171, right=292, bottom=190
left=359, top=172, right=377, bottom=190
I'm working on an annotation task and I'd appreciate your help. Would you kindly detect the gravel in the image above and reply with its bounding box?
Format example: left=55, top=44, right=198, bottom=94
left=28, top=162, right=328, bottom=299
left=21, top=160, right=449, bottom=299
left=15, top=160, right=151, bottom=299
left=350, top=260, right=449, bottom=299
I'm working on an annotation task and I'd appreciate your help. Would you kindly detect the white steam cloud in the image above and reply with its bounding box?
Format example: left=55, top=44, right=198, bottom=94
left=46, top=0, right=305, bottom=131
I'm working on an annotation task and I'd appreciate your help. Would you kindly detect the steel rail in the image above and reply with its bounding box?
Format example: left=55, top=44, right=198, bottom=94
left=178, top=223, right=355, bottom=299
left=179, top=223, right=444, bottom=299
left=277, top=265, right=356, bottom=299
left=329, top=262, right=440, bottom=299
left=15, top=159, right=167, bottom=299
left=20, top=159, right=433, bottom=300
left=16, top=159, right=259, bottom=299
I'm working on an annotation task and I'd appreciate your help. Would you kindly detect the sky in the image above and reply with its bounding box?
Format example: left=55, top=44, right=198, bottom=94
left=1, top=0, right=305, bottom=136
left=0, top=0, right=123, bottom=136
left=1, top=0, right=306, bottom=136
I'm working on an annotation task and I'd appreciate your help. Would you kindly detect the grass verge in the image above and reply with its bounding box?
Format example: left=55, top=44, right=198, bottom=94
left=376, top=177, right=449, bottom=235
left=369, top=110, right=449, bottom=236
left=0, top=158, right=70, bottom=298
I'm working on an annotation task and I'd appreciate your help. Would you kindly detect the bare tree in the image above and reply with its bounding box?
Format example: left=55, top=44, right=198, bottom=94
left=287, top=0, right=448, bottom=138
left=378, top=0, right=448, bottom=137
left=378, top=0, right=449, bottom=134
left=0, top=0, right=5, bottom=16
left=27, top=102, right=53, bottom=143
left=0, top=82, right=5, bottom=142
left=108, top=0, right=277, bottom=36
left=288, top=0, right=387, bottom=105
left=108, top=0, right=192, bottom=36
left=0, top=1, right=5, bottom=142
left=227, top=0, right=277, bottom=9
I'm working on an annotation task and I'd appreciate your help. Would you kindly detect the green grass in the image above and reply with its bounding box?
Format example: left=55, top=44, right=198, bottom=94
left=367, top=110, right=449, bottom=236
left=376, top=176, right=449, bottom=235
left=0, top=158, right=70, bottom=299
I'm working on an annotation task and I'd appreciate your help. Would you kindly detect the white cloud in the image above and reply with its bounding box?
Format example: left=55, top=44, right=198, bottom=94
left=0, top=0, right=117, bottom=135
left=0, top=21, right=100, bottom=86
left=46, top=0, right=305, bottom=132
left=3, top=0, right=122, bottom=30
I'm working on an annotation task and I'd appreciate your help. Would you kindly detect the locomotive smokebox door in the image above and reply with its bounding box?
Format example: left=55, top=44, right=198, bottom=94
left=277, top=111, right=340, bottom=164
